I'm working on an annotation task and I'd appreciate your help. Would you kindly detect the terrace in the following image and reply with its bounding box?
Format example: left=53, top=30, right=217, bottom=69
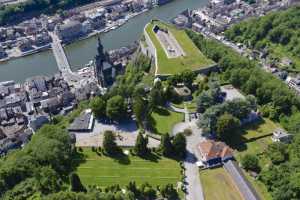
left=144, top=20, right=215, bottom=75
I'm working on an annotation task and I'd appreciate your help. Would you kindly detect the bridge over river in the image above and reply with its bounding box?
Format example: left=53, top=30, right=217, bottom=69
left=49, top=32, right=83, bottom=86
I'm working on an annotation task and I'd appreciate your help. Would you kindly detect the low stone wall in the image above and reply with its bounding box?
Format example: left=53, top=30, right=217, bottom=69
left=143, top=24, right=156, bottom=58
left=155, top=64, right=219, bottom=80
left=143, top=23, right=159, bottom=75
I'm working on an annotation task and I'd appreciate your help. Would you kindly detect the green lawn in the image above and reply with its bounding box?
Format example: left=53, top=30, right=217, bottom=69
left=200, top=167, right=242, bottom=200
left=145, top=20, right=214, bottom=75
left=225, top=118, right=278, bottom=200
left=75, top=148, right=181, bottom=187
left=150, top=107, right=184, bottom=135
left=228, top=118, right=278, bottom=159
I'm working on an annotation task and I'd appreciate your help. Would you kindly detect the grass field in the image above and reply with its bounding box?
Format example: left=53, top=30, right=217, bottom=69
left=145, top=20, right=214, bottom=75
left=75, top=148, right=181, bottom=187
left=150, top=107, right=184, bottom=135
left=200, top=167, right=242, bottom=200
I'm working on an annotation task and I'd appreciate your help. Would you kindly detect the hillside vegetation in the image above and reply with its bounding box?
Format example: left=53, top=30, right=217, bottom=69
left=225, top=6, right=300, bottom=70
left=0, top=0, right=97, bottom=25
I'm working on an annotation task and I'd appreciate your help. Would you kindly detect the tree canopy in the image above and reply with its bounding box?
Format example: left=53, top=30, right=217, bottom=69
left=106, top=95, right=126, bottom=121
left=90, top=96, right=106, bottom=118
left=102, top=130, right=120, bottom=156
left=216, top=113, right=240, bottom=140
left=134, top=131, right=149, bottom=157
left=225, top=7, right=300, bottom=58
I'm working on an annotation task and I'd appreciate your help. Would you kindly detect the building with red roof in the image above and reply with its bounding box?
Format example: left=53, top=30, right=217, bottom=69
left=197, top=139, right=234, bottom=168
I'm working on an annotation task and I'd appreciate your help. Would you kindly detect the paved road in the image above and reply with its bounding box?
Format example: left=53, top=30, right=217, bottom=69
left=171, top=104, right=205, bottom=200
left=184, top=123, right=205, bottom=200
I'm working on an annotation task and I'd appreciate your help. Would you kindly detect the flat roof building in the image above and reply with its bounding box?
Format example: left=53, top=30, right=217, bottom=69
left=68, top=109, right=94, bottom=132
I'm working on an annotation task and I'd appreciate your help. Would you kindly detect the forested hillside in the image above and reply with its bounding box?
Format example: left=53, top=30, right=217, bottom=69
left=0, top=0, right=97, bottom=25
left=225, top=6, right=300, bottom=70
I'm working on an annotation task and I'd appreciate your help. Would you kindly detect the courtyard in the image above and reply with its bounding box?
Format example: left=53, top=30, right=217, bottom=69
left=74, top=119, right=160, bottom=148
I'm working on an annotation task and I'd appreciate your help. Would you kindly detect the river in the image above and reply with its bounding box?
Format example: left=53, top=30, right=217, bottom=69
left=0, top=0, right=208, bottom=82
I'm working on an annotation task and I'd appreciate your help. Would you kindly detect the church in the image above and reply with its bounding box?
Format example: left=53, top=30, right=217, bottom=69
left=94, top=37, right=123, bottom=88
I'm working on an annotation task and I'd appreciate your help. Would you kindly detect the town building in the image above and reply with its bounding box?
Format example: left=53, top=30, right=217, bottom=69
left=271, top=128, right=293, bottom=143
left=18, top=38, right=33, bottom=52
left=0, top=45, right=7, bottom=58
left=33, top=32, right=52, bottom=46
left=68, top=109, right=95, bottom=132
left=55, top=20, right=83, bottom=42
left=86, top=12, right=106, bottom=29
left=29, top=115, right=49, bottom=131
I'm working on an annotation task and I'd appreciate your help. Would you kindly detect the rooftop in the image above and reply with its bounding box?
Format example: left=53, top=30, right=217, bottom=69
left=198, top=139, right=233, bottom=161
left=68, top=109, right=94, bottom=132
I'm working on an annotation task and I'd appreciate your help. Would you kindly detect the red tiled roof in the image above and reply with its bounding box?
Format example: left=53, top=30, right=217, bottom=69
left=198, top=140, right=233, bottom=160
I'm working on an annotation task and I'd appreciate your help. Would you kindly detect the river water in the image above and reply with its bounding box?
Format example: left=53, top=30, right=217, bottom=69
left=0, top=0, right=208, bottom=82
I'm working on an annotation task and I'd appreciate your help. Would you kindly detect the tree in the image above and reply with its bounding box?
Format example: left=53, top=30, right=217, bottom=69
left=160, top=184, right=178, bottom=200
left=35, top=167, right=61, bottom=195
left=149, top=82, right=165, bottom=107
left=2, top=178, right=39, bottom=200
left=126, top=181, right=139, bottom=197
left=266, top=143, right=288, bottom=164
left=90, top=96, right=106, bottom=118
left=196, top=91, right=214, bottom=113
left=103, top=131, right=120, bottom=156
left=160, top=134, right=173, bottom=157
left=134, top=132, right=149, bottom=157
left=69, top=173, right=86, bottom=193
left=216, top=113, right=241, bottom=140
left=241, top=154, right=260, bottom=172
left=172, top=133, right=186, bottom=159
left=106, top=95, right=126, bottom=121
left=181, top=70, right=196, bottom=88
left=140, top=183, right=156, bottom=200
left=133, top=97, right=149, bottom=127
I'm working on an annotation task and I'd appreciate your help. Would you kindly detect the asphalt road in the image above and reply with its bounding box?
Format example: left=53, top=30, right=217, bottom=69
left=170, top=104, right=205, bottom=200
left=184, top=122, right=205, bottom=200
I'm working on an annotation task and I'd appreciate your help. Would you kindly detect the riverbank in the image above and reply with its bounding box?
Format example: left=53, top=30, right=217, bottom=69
left=0, top=44, right=51, bottom=64
left=0, top=8, right=149, bottom=64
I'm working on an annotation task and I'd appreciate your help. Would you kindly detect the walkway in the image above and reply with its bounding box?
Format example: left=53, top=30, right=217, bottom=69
left=184, top=123, right=205, bottom=200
